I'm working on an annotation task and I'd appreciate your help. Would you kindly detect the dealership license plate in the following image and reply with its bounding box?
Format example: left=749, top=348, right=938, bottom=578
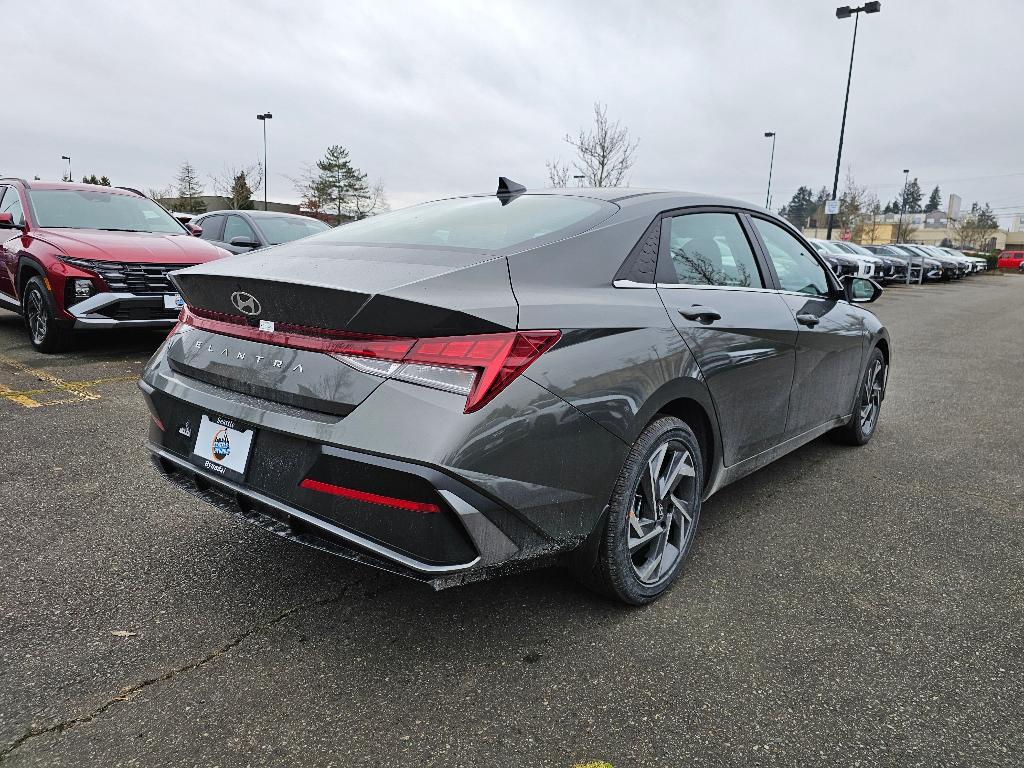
left=163, top=293, right=184, bottom=310
left=190, top=415, right=255, bottom=482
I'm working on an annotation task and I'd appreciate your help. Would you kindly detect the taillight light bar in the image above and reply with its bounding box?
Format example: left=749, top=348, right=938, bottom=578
left=299, top=478, right=440, bottom=513
left=180, top=306, right=560, bottom=413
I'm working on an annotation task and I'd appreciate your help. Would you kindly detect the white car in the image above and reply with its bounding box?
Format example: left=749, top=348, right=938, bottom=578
left=940, top=246, right=987, bottom=272
left=808, top=238, right=881, bottom=279
left=920, top=245, right=977, bottom=274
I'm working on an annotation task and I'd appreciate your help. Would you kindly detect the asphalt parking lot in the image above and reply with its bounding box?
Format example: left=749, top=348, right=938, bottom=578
left=1, top=275, right=1022, bottom=767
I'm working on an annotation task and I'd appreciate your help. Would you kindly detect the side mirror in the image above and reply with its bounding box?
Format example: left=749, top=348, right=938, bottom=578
left=0, top=212, right=22, bottom=230
left=230, top=236, right=261, bottom=249
left=843, top=275, right=882, bottom=303
left=186, top=223, right=202, bottom=237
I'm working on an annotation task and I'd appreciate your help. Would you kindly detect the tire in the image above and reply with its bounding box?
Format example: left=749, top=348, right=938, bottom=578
left=579, top=416, right=703, bottom=605
left=22, top=276, right=73, bottom=353
left=832, top=347, right=886, bottom=446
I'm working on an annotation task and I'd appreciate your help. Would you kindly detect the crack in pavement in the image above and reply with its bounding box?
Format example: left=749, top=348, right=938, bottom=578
left=0, top=583, right=366, bottom=762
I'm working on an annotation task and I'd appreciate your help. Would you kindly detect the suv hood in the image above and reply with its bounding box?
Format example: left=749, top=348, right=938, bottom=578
left=34, top=229, right=227, bottom=264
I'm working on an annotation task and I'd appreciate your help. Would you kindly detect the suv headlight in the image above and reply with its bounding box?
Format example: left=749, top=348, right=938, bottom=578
left=65, top=278, right=96, bottom=307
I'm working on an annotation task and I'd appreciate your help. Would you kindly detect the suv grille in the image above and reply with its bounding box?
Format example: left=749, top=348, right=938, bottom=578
left=61, top=258, right=193, bottom=294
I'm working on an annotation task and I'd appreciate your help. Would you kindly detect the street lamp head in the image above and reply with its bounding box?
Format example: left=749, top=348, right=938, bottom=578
left=764, top=132, right=775, bottom=138
left=864, top=1, right=881, bottom=13
left=903, top=169, right=909, bottom=174
left=257, top=112, right=273, bottom=121
left=61, top=155, right=70, bottom=160
left=836, top=6, right=852, bottom=18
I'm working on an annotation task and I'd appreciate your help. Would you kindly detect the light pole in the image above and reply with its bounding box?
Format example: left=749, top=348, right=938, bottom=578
left=61, top=155, right=71, bottom=182
left=764, top=132, right=776, bottom=209
left=256, top=112, right=272, bottom=210
left=826, top=2, right=881, bottom=240
left=898, top=169, right=913, bottom=285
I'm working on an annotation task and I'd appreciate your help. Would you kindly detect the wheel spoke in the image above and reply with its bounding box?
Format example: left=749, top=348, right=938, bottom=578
left=671, top=495, right=692, bottom=526
left=629, top=522, right=664, bottom=551
left=637, top=532, right=666, bottom=581
left=644, top=444, right=667, bottom=510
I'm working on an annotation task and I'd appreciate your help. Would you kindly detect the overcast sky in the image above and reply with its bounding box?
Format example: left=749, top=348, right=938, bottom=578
left=7, top=1, right=1023, bottom=222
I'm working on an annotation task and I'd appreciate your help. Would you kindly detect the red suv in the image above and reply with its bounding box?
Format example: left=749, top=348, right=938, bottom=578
left=996, top=250, right=1024, bottom=270
left=0, top=179, right=228, bottom=352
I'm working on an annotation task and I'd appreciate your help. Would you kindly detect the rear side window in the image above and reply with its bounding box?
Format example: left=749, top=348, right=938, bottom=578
left=196, top=215, right=224, bottom=241
left=318, top=195, right=615, bottom=251
left=664, top=212, right=764, bottom=288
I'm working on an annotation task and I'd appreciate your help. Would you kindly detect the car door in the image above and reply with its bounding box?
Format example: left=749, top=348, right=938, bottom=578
left=654, top=209, right=798, bottom=465
left=194, top=213, right=225, bottom=248
left=747, top=215, right=865, bottom=436
left=220, top=214, right=261, bottom=254
left=0, top=186, right=25, bottom=299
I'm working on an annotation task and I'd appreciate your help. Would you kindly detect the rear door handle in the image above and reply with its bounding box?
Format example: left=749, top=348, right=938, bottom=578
left=795, top=313, right=820, bottom=327
left=678, top=305, right=722, bottom=323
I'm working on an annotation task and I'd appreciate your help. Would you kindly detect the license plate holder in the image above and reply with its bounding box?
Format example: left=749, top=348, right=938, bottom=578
left=190, top=415, right=255, bottom=482
left=164, top=293, right=184, bottom=310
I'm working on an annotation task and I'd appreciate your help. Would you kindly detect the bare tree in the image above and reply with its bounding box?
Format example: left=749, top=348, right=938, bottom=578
left=951, top=202, right=1000, bottom=251
left=549, top=103, right=639, bottom=187
left=147, top=185, right=174, bottom=203
left=209, top=162, right=263, bottom=210
left=546, top=159, right=571, bottom=188
left=349, top=178, right=390, bottom=220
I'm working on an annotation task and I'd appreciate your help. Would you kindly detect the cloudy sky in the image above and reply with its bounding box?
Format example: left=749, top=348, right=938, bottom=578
left=7, top=1, right=1023, bottom=222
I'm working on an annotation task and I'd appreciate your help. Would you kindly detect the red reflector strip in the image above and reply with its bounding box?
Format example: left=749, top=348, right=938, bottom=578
left=299, top=478, right=441, bottom=513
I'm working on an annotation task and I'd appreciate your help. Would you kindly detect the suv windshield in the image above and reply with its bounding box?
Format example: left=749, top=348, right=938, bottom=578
left=319, top=195, right=615, bottom=251
left=256, top=216, right=330, bottom=245
left=29, top=190, right=185, bottom=234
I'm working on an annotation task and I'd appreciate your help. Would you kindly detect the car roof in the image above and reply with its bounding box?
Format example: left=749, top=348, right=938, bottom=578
left=202, top=210, right=323, bottom=221
left=21, top=181, right=140, bottom=195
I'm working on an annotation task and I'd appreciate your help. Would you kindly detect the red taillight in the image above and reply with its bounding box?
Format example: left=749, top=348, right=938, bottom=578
left=181, top=306, right=415, bottom=358
left=404, top=331, right=560, bottom=412
left=180, top=306, right=560, bottom=413
left=299, top=478, right=440, bottom=513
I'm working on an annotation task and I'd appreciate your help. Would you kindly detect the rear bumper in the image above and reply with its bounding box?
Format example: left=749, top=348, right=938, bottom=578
left=69, top=292, right=180, bottom=329
left=139, top=340, right=626, bottom=585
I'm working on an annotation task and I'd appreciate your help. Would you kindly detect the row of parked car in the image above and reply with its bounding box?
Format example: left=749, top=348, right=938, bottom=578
left=808, top=238, right=989, bottom=284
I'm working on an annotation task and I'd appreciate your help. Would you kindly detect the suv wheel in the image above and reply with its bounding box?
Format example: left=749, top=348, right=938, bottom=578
left=581, top=416, right=703, bottom=605
left=22, top=276, right=73, bottom=353
left=832, top=347, right=886, bottom=446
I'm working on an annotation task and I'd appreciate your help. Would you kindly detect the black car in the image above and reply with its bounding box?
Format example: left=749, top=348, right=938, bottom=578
left=141, top=181, right=890, bottom=604
left=191, top=209, right=329, bottom=254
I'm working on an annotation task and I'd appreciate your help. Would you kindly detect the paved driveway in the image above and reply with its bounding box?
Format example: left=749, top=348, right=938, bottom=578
left=1, top=276, right=1022, bottom=767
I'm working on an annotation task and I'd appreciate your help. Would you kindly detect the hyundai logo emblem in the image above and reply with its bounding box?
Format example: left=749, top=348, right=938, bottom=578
left=230, top=291, right=261, bottom=316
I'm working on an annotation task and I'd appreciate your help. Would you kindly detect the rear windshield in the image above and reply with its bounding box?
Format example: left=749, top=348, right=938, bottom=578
left=29, top=189, right=184, bottom=234
left=317, top=195, right=615, bottom=251
left=255, top=216, right=330, bottom=245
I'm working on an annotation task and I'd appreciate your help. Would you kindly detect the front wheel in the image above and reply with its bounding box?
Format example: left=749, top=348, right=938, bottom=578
left=832, top=347, right=886, bottom=446
left=580, top=416, right=703, bottom=605
left=22, top=276, right=73, bottom=353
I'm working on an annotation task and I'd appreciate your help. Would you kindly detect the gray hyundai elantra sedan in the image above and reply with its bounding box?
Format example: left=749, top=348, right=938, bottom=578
left=141, top=180, right=889, bottom=604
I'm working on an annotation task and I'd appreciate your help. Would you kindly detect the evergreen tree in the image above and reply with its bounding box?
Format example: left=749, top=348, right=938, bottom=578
left=230, top=172, right=255, bottom=210
left=81, top=174, right=112, bottom=186
left=99, top=175, right=111, bottom=186
left=882, top=201, right=893, bottom=214
left=924, top=185, right=942, bottom=213
left=314, top=145, right=370, bottom=221
left=780, top=186, right=815, bottom=228
left=899, top=177, right=923, bottom=213
left=175, top=162, right=206, bottom=214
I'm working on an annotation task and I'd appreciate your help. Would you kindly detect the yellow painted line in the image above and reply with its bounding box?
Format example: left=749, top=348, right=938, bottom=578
left=0, top=383, right=41, bottom=408
left=0, top=375, right=139, bottom=398
left=0, top=354, right=137, bottom=408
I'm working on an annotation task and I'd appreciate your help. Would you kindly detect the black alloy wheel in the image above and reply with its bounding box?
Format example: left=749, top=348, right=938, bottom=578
left=583, top=416, right=703, bottom=605
left=833, top=347, right=886, bottom=446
